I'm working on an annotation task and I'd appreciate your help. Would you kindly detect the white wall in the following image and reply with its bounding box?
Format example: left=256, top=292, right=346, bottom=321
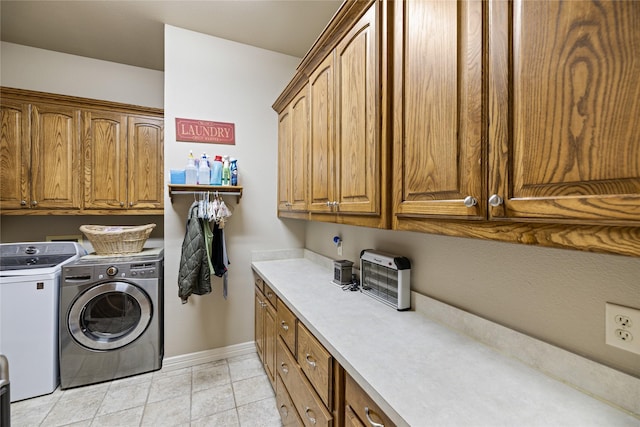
left=1, top=42, right=163, bottom=108
left=306, top=221, right=640, bottom=378
left=163, top=25, right=304, bottom=357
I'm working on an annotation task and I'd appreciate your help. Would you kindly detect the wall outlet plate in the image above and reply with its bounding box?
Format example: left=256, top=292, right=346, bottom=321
left=605, top=302, right=640, bottom=355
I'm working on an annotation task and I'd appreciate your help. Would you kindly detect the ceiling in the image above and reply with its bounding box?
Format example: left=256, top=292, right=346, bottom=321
left=0, top=0, right=343, bottom=71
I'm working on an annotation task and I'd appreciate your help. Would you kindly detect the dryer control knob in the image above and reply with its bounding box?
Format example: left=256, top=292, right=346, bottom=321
left=106, top=266, right=118, bottom=276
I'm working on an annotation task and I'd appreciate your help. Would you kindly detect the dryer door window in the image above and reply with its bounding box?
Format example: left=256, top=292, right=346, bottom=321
left=68, top=281, right=152, bottom=351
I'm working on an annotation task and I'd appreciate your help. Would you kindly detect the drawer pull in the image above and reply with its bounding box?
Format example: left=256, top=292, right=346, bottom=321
left=365, top=407, right=384, bottom=427
left=267, top=291, right=274, bottom=298
left=305, top=353, right=317, bottom=368
left=280, top=362, right=289, bottom=374
left=279, top=404, right=288, bottom=418
left=280, top=320, right=289, bottom=331
left=304, top=407, right=317, bottom=424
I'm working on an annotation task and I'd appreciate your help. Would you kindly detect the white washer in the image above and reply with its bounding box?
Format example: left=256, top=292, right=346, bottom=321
left=0, top=242, right=85, bottom=402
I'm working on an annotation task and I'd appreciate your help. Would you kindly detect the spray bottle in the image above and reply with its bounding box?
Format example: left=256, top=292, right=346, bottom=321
left=222, top=155, right=231, bottom=186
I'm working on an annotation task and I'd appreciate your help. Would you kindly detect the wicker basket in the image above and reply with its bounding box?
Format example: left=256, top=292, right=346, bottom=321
left=80, top=224, right=156, bottom=255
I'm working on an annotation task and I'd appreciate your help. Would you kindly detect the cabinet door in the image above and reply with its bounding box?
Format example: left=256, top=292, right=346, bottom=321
left=82, top=111, right=127, bottom=209
left=30, top=103, right=81, bottom=209
left=290, top=86, right=310, bottom=212
left=278, top=109, right=292, bottom=212
left=128, top=116, right=163, bottom=209
left=334, top=5, right=378, bottom=214
left=0, top=100, right=30, bottom=210
left=309, top=54, right=335, bottom=213
left=255, top=289, right=265, bottom=361
left=393, top=0, right=484, bottom=220
left=490, top=0, right=640, bottom=224
left=264, top=300, right=277, bottom=387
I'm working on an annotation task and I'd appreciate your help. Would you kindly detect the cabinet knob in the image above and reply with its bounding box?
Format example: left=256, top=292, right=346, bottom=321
left=304, top=407, right=317, bottom=425
left=129, top=202, right=133, bottom=207
left=20, top=200, right=27, bottom=206
left=326, top=201, right=332, bottom=207
left=279, top=404, right=288, bottom=418
left=31, top=200, right=38, bottom=206
left=332, top=201, right=339, bottom=207
left=463, top=196, right=477, bottom=207
left=120, top=201, right=125, bottom=207
left=280, top=321, right=289, bottom=331
left=305, top=353, right=317, bottom=369
left=280, top=362, right=289, bottom=374
left=365, top=407, right=385, bottom=427
left=488, top=194, right=504, bottom=207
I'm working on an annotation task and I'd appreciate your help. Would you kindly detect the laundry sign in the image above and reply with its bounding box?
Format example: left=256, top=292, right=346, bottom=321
left=175, top=118, right=235, bottom=145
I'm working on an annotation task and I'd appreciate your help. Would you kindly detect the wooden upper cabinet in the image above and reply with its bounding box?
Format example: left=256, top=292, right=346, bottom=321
left=490, top=0, right=640, bottom=225
left=290, top=87, right=309, bottom=212
left=274, top=1, right=388, bottom=227
left=127, top=116, right=163, bottom=209
left=393, top=0, right=484, bottom=220
left=278, top=108, right=292, bottom=212
left=84, top=113, right=163, bottom=210
left=0, top=100, right=29, bottom=210
left=1, top=99, right=81, bottom=210
left=334, top=5, right=378, bottom=214
left=29, top=103, right=82, bottom=209
left=278, top=85, right=309, bottom=215
left=0, top=87, right=164, bottom=215
left=309, top=53, right=335, bottom=213
left=83, top=110, right=127, bottom=209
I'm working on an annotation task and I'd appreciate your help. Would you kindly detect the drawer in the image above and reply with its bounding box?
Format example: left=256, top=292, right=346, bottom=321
left=297, top=322, right=332, bottom=409
left=264, top=282, right=278, bottom=309
left=345, top=374, right=395, bottom=427
left=277, top=338, right=333, bottom=427
left=254, top=273, right=264, bottom=293
left=277, top=299, right=297, bottom=354
left=276, top=373, right=304, bottom=427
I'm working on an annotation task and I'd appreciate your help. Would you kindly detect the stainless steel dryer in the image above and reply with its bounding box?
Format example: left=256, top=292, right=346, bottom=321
left=59, top=248, right=163, bottom=389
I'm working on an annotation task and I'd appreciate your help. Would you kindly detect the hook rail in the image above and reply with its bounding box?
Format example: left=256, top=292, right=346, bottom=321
left=168, top=184, right=243, bottom=203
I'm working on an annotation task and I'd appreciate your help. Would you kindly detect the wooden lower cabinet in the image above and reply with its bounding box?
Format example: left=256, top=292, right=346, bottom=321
left=277, top=298, right=297, bottom=354
left=276, top=373, right=304, bottom=427
left=298, top=322, right=333, bottom=409
left=264, top=299, right=277, bottom=386
left=345, top=373, right=395, bottom=427
left=277, top=338, right=333, bottom=427
left=255, top=280, right=276, bottom=388
left=254, top=271, right=393, bottom=426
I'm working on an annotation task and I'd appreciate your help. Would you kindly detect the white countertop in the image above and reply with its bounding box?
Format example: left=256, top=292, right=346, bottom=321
left=252, top=253, right=640, bottom=427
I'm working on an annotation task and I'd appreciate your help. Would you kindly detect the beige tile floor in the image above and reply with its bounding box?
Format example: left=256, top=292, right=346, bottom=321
left=9, top=352, right=282, bottom=427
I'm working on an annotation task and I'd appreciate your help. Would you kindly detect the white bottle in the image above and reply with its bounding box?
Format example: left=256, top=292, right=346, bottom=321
left=198, top=153, right=210, bottom=185
left=185, top=151, right=198, bottom=185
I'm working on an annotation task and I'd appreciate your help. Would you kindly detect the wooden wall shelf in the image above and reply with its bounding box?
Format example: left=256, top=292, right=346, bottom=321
left=168, top=184, right=243, bottom=203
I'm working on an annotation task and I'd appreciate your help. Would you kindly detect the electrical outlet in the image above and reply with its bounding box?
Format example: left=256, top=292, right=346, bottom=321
left=605, top=303, right=640, bottom=355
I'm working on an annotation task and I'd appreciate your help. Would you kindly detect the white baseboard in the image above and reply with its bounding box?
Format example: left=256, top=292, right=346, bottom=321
left=162, top=341, right=257, bottom=371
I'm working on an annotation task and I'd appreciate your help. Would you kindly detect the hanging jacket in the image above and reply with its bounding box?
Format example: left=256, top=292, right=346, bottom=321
left=211, top=221, right=230, bottom=298
left=178, top=202, right=211, bottom=303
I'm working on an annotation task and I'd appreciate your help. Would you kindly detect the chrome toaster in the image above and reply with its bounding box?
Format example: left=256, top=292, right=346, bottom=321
left=360, top=250, right=411, bottom=311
